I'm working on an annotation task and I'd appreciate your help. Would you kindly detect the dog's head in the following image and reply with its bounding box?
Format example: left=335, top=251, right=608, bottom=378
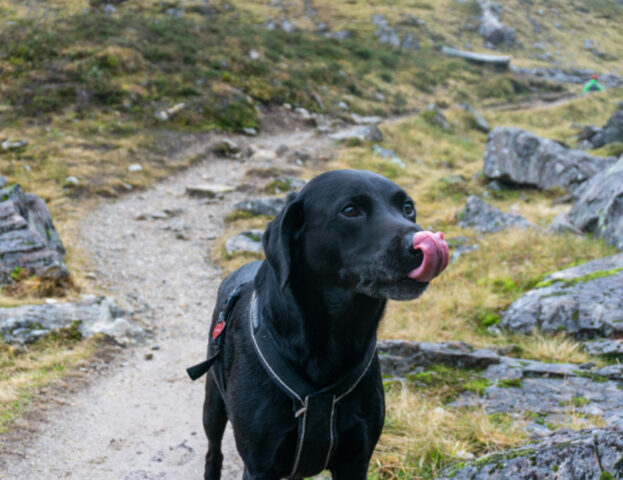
left=262, top=169, right=448, bottom=300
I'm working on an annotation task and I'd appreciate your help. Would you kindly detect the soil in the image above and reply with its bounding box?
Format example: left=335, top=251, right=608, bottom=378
left=0, top=110, right=338, bottom=480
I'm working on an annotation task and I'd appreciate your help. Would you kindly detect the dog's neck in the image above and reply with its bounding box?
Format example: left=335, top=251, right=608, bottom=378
left=255, top=263, right=386, bottom=389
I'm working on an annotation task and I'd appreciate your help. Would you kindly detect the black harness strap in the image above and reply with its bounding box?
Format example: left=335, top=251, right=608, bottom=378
left=249, top=291, right=377, bottom=478
left=186, top=285, right=243, bottom=386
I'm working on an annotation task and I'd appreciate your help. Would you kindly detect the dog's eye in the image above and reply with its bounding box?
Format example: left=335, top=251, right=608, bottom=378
left=341, top=205, right=361, bottom=217
left=403, top=202, right=415, bottom=218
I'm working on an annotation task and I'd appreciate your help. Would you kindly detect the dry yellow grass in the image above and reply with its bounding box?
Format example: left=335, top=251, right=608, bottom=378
left=0, top=331, right=104, bottom=432
left=374, top=382, right=526, bottom=479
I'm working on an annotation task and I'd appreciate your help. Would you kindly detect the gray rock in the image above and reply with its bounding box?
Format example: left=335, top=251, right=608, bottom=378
left=372, top=145, right=405, bottom=168
left=483, top=127, right=616, bottom=192
left=440, top=46, right=511, bottom=68
left=584, top=339, right=623, bottom=357
left=437, top=428, right=623, bottom=480
left=350, top=113, right=383, bottom=125
left=457, top=196, right=536, bottom=233
left=128, top=164, right=143, bottom=172
left=64, top=176, right=80, bottom=186
left=329, top=125, right=383, bottom=143
left=212, top=138, right=240, bottom=156
left=378, top=340, right=501, bottom=377
left=499, top=253, right=623, bottom=337
left=401, top=32, right=420, bottom=51
left=423, top=104, right=450, bottom=129
left=460, top=102, right=490, bottom=132
left=568, top=158, right=623, bottom=250
left=0, top=184, right=68, bottom=284
left=477, top=1, right=515, bottom=47
left=232, top=196, right=285, bottom=217
left=548, top=212, right=583, bottom=234
left=372, top=14, right=400, bottom=48
left=603, top=108, right=623, bottom=145
left=242, top=127, right=258, bottom=136
left=0, top=296, right=144, bottom=345
left=185, top=183, right=234, bottom=198
left=0, top=175, right=7, bottom=187
left=1, top=139, right=28, bottom=151
left=225, top=230, right=264, bottom=255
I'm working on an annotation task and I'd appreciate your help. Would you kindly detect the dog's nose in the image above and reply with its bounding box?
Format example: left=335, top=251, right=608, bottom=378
left=407, top=231, right=449, bottom=282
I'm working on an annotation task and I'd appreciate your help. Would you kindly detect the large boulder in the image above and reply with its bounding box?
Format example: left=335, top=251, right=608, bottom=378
left=568, top=158, right=623, bottom=250
left=483, top=127, right=616, bottom=192
left=0, top=184, right=68, bottom=284
left=499, top=253, right=623, bottom=337
left=437, top=428, right=623, bottom=480
left=0, top=295, right=144, bottom=345
left=457, top=196, right=536, bottom=233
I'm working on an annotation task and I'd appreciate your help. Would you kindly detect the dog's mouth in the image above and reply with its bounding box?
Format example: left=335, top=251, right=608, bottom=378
left=407, top=231, right=449, bottom=283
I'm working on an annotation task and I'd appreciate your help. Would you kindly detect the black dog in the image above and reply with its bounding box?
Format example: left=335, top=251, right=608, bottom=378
left=189, top=169, right=449, bottom=479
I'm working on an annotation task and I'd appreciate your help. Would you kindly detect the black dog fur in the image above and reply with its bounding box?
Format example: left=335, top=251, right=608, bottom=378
left=201, top=170, right=434, bottom=479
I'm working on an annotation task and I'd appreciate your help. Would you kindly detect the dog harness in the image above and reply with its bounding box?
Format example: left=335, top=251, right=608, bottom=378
left=187, top=288, right=378, bottom=478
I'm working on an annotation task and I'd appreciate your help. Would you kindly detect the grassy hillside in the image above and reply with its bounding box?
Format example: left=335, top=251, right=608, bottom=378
left=2, top=0, right=623, bottom=477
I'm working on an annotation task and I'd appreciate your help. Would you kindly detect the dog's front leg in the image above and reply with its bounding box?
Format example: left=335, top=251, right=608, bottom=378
left=330, top=458, right=370, bottom=480
left=242, top=468, right=281, bottom=480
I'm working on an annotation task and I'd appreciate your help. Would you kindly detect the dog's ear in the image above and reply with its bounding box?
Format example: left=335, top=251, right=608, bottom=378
left=262, top=192, right=304, bottom=290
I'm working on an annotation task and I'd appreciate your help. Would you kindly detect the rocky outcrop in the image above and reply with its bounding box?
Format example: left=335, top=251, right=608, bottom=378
left=440, top=46, right=510, bottom=68
left=483, top=127, right=616, bottom=192
left=477, top=1, right=515, bottom=47
left=499, top=254, right=623, bottom=337
left=0, top=295, right=144, bottom=345
left=568, top=158, right=623, bottom=250
left=0, top=184, right=68, bottom=284
left=380, top=339, right=623, bottom=439
left=457, top=196, right=535, bottom=233
left=437, top=428, right=623, bottom=480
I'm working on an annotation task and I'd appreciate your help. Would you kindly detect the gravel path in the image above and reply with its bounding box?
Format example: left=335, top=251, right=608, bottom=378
left=0, top=118, right=336, bottom=480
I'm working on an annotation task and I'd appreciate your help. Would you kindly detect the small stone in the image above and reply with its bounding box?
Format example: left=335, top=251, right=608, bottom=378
left=336, top=101, right=349, bottom=111
left=0, top=175, right=7, bottom=187
left=155, top=110, right=169, bottom=121
left=249, top=50, right=260, bottom=60
left=185, top=183, right=235, bottom=198
left=151, top=345, right=160, bottom=350
left=144, top=353, right=154, bottom=360
left=225, top=230, right=264, bottom=255
left=275, top=144, right=288, bottom=156
left=1, top=139, right=28, bottom=151
left=64, top=176, right=80, bottom=186
left=242, top=127, right=257, bottom=136
left=212, top=138, right=240, bottom=156
left=128, top=164, right=143, bottom=173
left=103, top=4, right=117, bottom=14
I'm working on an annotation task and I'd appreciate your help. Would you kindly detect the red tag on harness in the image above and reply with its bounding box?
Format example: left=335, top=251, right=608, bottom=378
left=212, top=321, right=226, bottom=340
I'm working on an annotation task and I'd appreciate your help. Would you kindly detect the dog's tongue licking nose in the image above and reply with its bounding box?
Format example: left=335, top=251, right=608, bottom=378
left=407, top=231, right=450, bottom=283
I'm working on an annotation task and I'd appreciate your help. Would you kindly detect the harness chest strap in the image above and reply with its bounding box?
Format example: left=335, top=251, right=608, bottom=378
left=249, top=292, right=377, bottom=478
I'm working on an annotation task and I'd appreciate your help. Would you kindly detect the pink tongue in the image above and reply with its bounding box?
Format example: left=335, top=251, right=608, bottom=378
left=407, top=231, right=450, bottom=282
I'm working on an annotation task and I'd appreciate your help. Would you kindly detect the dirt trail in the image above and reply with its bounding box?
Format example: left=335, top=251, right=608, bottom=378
left=0, top=117, right=335, bottom=480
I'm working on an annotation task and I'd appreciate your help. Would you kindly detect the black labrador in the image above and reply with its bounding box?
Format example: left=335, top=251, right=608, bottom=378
left=195, top=169, right=449, bottom=479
